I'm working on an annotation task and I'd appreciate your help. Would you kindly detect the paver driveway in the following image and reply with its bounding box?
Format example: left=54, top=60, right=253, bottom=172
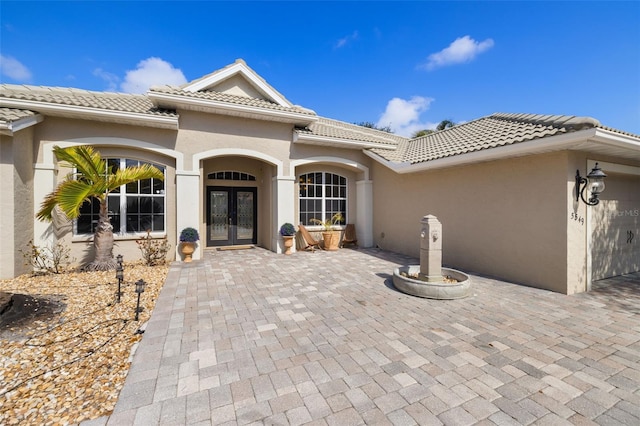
left=102, top=248, right=640, bottom=425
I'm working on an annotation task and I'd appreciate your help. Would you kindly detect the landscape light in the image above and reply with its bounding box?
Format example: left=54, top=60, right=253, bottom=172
left=134, top=279, right=146, bottom=321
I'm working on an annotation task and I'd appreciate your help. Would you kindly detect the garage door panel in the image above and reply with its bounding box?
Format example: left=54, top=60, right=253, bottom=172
left=592, top=198, right=640, bottom=280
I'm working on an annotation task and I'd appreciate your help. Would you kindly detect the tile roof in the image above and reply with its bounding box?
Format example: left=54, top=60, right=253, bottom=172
left=0, top=84, right=177, bottom=118
left=369, top=112, right=623, bottom=164
left=0, top=107, right=38, bottom=123
left=149, top=85, right=316, bottom=116
left=297, top=117, right=407, bottom=147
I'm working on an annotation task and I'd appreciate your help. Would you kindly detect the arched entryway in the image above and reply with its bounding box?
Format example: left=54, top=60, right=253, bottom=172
left=193, top=149, right=288, bottom=254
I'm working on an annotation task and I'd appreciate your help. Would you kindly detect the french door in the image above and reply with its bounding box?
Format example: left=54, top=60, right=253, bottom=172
left=206, top=187, right=257, bottom=246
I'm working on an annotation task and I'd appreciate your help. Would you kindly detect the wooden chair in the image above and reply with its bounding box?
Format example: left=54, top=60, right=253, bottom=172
left=340, top=224, right=358, bottom=248
left=298, top=224, right=321, bottom=252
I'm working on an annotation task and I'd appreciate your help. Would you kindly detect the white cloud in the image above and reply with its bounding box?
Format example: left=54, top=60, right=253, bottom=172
left=376, top=96, right=435, bottom=137
left=0, top=55, right=32, bottom=82
left=93, top=68, right=119, bottom=91
left=335, top=31, right=359, bottom=49
left=420, top=35, right=494, bottom=71
left=120, top=57, right=187, bottom=93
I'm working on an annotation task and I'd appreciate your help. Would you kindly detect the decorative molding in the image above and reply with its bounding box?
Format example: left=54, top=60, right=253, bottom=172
left=290, top=156, right=370, bottom=180
left=192, top=148, right=284, bottom=178
left=41, top=137, right=186, bottom=172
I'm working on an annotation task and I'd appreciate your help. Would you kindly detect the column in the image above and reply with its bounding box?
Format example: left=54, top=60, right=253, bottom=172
left=33, top=163, right=56, bottom=248
left=356, top=180, right=373, bottom=247
left=176, top=170, right=201, bottom=261
left=272, top=176, right=296, bottom=253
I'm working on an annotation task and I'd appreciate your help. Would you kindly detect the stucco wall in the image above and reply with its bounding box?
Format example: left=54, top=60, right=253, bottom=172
left=175, top=111, right=293, bottom=171
left=372, top=152, right=571, bottom=293
left=33, top=118, right=179, bottom=164
left=0, top=129, right=34, bottom=278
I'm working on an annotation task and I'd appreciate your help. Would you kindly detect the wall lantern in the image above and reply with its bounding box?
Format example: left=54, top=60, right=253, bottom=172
left=134, top=279, right=146, bottom=321
left=576, top=163, right=607, bottom=206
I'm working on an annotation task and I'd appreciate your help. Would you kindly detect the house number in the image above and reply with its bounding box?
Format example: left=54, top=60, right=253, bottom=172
left=570, top=212, right=584, bottom=225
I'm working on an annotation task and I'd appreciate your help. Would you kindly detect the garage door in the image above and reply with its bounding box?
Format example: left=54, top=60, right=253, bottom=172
left=591, top=173, right=640, bottom=280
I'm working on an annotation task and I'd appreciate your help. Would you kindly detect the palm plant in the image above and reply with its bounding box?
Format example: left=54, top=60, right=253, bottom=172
left=436, top=119, right=456, bottom=131
left=310, top=213, right=344, bottom=231
left=37, top=145, right=164, bottom=271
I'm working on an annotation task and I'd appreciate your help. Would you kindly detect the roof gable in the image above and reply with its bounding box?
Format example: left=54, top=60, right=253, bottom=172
left=182, top=59, right=293, bottom=107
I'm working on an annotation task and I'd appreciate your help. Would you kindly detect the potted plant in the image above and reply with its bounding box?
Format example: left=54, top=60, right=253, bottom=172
left=179, top=227, right=199, bottom=262
left=311, top=213, right=344, bottom=251
left=279, top=223, right=296, bottom=255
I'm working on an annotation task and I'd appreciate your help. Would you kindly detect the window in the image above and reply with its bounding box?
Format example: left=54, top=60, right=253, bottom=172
left=76, top=158, right=166, bottom=235
left=299, top=172, right=347, bottom=226
left=207, top=171, right=256, bottom=181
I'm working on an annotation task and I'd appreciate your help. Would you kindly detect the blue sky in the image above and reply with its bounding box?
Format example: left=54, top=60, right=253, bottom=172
left=1, top=1, right=639, bottom=136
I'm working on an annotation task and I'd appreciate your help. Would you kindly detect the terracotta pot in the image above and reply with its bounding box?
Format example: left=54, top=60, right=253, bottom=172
left=322, top=231, right=340, bottom=251
left=181, top=242, right=196, bottom=262
left=282, top=235, right=294, bottom=255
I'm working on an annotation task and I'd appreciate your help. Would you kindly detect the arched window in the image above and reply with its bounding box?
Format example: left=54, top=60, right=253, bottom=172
left=299, top=172, right=347, bottom=226
left=207, top=171, right=256, bottom=181
left=76, top=158, right=166, bottom=235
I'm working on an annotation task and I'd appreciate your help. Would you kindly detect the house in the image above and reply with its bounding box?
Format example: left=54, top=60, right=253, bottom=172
left=1, top=59, right=638, bottom=294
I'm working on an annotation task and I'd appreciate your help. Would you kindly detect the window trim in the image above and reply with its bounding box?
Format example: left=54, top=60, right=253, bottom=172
left=298, top=171, right=348, bottom=229
left=72, top=157, right=167, bottom=238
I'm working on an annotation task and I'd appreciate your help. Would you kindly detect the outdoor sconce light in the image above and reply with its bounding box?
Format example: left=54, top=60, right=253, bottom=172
left=576, top=163, right=607, bottom=206
left=134, top=279, right=146, bottom=321
left=115, top=263, right=124, bottom=303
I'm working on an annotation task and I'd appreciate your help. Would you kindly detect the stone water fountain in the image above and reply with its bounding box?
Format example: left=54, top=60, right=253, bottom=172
left=392, top=215, right=471, bottom=299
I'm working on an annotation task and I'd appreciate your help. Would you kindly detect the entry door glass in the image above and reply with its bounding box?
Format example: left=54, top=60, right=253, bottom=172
left=209, top=191, right=229, bottom=243
left=207, top=187, right=257, bottom=246
left=236, top=191, right=255, bottom=240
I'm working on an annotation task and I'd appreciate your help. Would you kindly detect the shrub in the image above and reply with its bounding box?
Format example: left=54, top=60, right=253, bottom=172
left=179, top=227, right=200, bottom=243
left=136, top=230, right=171, bottom=266
left=20, top=240, right=74, bottom=274
left=279, top=223, right=296, bottom=236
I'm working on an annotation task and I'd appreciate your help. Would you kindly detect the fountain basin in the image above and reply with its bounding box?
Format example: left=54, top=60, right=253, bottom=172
left=393, top=266, right=471, bottom=299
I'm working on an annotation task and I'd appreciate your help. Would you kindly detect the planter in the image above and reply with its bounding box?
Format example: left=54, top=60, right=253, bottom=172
left=282, top=235, right=294, bottom=255
left=180, top=242, right=196, bottom=263
left=322, top=231, right=340, bottom=251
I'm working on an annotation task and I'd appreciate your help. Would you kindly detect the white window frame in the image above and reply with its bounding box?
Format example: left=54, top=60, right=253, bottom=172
left=298, top=171, right=348, bottom=228
left=73, top=158, right=167, bottom=239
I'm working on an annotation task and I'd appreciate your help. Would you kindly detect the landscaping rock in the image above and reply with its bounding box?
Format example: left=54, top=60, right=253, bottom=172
left=0, top=263, right=168, bottom=425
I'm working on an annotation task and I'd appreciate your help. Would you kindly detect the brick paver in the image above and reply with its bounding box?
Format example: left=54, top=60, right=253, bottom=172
left=99, top=248, right=640, bottom=425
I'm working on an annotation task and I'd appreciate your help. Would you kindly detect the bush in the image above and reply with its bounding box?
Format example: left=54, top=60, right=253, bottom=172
left=279, top=223, right=296, bottom=236
left=179, top=227, right=200, bottom=242
left=20, top=240, right=74, bottom=274
left=136, top=231, right=171, bottom=266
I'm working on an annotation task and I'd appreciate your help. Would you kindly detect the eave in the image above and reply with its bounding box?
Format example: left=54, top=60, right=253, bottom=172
left=0, top=98, right=179, bottom=130
left=365, top=128, right=640, bottom=174
left=293, top=131, right=398, bottom=150
left=0, top=113, right=44, bottom=136
left=148, top=92, right=318, bottom=127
